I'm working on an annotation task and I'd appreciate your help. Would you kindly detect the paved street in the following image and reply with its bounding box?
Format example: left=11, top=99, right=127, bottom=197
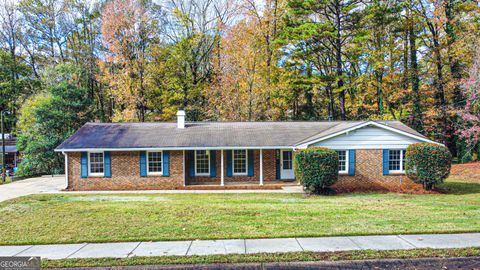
left=1, top=233, right=479, bottom=260
left=0, top=175, right=64, bottom=202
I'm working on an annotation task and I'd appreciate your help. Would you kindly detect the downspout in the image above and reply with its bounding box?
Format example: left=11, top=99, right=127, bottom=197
left=62, top=151, right=68, bottom=190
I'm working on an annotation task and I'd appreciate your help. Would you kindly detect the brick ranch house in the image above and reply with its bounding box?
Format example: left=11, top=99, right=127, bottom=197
left=55, top=110, right=441, bottom=191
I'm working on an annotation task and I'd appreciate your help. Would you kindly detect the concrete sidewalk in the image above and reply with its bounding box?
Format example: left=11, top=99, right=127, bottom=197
left=1, top=233, right=479, bottom=260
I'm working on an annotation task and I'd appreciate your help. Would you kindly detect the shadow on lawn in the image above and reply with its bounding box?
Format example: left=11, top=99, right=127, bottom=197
left=437, top=181, right=480, bottom=195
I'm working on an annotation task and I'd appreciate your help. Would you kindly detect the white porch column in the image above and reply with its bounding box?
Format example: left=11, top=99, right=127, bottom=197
left=183, top=150, right=186, bottom=186
left=63, top=152, right=68, bottom=189
left=220, top=149, right=225, bottom=186
left=259, top=149, right=264, bottom=185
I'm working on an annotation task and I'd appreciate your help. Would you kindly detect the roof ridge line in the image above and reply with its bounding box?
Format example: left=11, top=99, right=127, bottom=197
left=84, top=120, right=397, bottom=125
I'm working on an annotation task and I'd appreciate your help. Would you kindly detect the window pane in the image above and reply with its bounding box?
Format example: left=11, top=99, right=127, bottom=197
left=148, top=152, right=162, bottom=173
left=196, top=150, right=210, bottom=174
left=233, top=150, right=247, bottom=174
left=337, top=150, right=347, bottom=172
left=389, top=150, right=401, bottom=171
left=89, top=153, right=104, bottom=174
left=282, top=151, right=292, bottom=170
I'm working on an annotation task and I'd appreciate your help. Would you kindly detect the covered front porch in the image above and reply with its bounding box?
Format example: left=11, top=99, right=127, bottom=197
left=183, top=149, right=298, bottom=187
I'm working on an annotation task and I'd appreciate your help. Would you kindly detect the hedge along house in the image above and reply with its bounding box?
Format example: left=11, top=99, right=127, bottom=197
left=55, top=110, right=441, bottom=191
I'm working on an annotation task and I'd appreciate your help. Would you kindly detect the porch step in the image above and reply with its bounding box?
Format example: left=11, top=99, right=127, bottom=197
left=181, top=182, right=300, bottom=190
left=281, top=185, right=304, bottom=192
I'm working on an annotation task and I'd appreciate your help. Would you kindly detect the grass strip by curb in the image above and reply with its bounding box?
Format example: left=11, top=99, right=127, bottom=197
left=42, top=247, right=480, bottom=268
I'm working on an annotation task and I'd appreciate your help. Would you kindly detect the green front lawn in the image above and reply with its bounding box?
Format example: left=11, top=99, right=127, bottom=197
left=0, top=173, right=479, bottom=245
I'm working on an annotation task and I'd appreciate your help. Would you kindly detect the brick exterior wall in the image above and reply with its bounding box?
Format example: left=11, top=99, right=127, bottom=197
left=334, top=149, right=422, bottom=192
left=66, top=149, right=422, bottom=192
left=67, top=151, right=184, bottom=190
left=186, top=150, right=278, bottom=184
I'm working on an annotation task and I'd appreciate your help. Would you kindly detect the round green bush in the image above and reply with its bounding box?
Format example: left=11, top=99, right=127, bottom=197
left=405, top=143, right=452, bottom=190
left=294, top=147, right=339, bottom=194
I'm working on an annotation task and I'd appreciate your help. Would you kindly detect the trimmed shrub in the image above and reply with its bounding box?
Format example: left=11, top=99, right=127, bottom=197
left=294, top=147, right=339, bottom=194
left=405, top=143, right=452, bottom=190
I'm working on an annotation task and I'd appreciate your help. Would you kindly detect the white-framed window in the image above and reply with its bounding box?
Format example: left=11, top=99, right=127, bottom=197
left=389, top=149, right=406, bottom=173
left=336, top=150, right=348, bottom=174
left=88, top=151, right=104, bottom=176
left=195, top=150, right=210, bottom=176
left=233, top=149, right=248, bottom=175
left=282, top=150, right=293, bottom=170
left=147, top=151, right=163, bottom=175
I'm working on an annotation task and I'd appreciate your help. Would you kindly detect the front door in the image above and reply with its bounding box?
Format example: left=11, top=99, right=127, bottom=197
left=280, top=150, right=294, bottom=180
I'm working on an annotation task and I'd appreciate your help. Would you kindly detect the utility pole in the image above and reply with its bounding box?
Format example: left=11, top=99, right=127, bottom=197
left=1, top=111, right=5, bottom=183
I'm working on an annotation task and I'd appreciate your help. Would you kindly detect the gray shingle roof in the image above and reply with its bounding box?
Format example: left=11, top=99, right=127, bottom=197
left=55, top=120, right=429, bottom=151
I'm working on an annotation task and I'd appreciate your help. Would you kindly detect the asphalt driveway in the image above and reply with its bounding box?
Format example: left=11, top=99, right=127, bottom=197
left=0, top=176, right=64, bottom=202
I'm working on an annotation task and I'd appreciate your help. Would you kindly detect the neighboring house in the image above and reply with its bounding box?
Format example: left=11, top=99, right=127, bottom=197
left=2, top=133, right=20, bottom=170
left=4, top=145, right=19, bottom=168
left=55, top=110, right=440, bottom=191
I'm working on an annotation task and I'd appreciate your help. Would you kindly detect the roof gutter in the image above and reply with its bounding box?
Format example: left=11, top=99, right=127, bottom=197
left=54, top=146, right=296, bottom=152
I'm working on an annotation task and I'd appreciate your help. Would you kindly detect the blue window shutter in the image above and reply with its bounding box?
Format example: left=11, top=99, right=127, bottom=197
left=348, top=150, right=355, bottom=176
left=210, top=150, right=216, bottom=177
left=188, top=151, right=195, bottom=177
left=104, top=151, right=111, bottom=178
left=383, top=149, right=390, bottom=175
left=81, top=152, right=88, bottom=178
left=275, top=150, right=280, bottom=179
left=248, top=150, right=254, bottom=176
left=226, top=150, right=232, bottom=177
left=163, top=151, right=170, bottom=176
left=140, top=151, right=147, bottom=177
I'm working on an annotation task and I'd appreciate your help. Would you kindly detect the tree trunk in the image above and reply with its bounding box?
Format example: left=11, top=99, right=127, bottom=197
left=247, top=56, right=257, bottom=121
left=445, top=0, right=463, bottom=108
left=9, top=43, right=17, bottom=129
left=402, top=24, right=409, bottom=91
left=335, top=0, right=346, bottom=120
left=326, top=83, right=335, bottom=120
left=374, top=28, right=384, bottom=115
left=432, top=29, right=448, bottom=146
left=375, top=70, right=384, bottom=115
left=408, top=19, right=423, bottom=133
left=304, top=64, right=314, bottom=119
left=444, top=0, right=460, bottom=157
